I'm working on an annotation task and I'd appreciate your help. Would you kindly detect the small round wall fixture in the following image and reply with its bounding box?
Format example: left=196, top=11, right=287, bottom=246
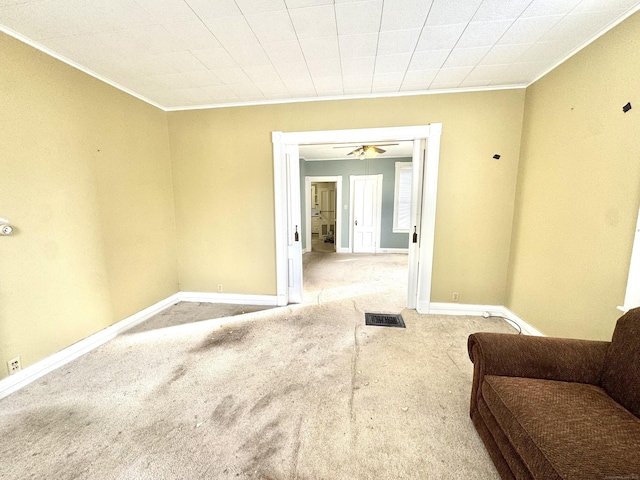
left=0, top=218, right=13, bottom=236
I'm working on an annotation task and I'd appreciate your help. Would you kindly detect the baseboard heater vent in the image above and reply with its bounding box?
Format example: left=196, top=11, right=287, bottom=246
left=365, top=313, right=405, bottom=328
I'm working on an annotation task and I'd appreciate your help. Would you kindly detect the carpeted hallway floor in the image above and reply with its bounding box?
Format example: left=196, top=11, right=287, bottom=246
left=0, top=253, right=515, bottom=479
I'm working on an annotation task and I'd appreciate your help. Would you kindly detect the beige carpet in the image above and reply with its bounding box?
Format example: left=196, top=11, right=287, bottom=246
left=0, top=253, right=515, bottom=479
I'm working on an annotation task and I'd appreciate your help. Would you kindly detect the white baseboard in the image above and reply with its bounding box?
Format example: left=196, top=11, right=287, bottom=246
left=333, top=247, right=408, bottom=254
left=0, top=290, right=280, bottom=399
left=427, top=302, right=544, bottom=336
left=497, top=306, right=544, bottom=336
left=429, top=302, right=499, bottom=316
left=0, top=293, right=181, bottom=400
left=180, top=292, right=279, bottom=305
left=0, top=294, right=538, bottom=400
left=377, top=248, right=409, bottom=254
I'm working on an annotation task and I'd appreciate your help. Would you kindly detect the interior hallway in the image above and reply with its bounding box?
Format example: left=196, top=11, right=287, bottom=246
left=310, top=233, right=335, bottom=253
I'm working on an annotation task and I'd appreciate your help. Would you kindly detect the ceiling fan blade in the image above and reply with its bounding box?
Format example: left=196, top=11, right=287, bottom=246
left=373, top=147, right=386, bottom=153
left=334, top=143, right=398, bottom=148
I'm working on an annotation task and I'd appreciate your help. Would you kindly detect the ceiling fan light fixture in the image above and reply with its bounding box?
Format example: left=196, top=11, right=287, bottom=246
left=364, top=145, right=377, bottom=157
left=336, top=143, right=397, bottom=159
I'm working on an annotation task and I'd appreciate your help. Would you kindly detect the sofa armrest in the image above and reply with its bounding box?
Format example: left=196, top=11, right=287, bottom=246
left=468, top=333, right=610, bottom=414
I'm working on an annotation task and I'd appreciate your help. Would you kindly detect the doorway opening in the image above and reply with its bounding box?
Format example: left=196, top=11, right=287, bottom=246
left=273, top=125, right=442, bottom=312
left=310, top=181, right=336, bottom=253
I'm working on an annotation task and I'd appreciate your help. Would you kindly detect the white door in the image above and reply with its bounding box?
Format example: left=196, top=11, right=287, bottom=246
left=350, top=175, right=382, bottom=253
left=407, top=140, right=425, bottom=309
left=285, top=144, right=303, bottom=303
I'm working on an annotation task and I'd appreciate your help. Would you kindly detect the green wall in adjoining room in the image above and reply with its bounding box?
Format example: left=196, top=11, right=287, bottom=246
left=301, top=158, right=411, bottom=250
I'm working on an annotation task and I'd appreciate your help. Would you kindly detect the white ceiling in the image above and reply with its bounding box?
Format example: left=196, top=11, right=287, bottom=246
left=300, top=141, right=413, bottom=160
left=1, top=0, right=639, bottom=111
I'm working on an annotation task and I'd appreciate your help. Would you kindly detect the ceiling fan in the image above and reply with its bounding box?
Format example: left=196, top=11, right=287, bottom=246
left=333, top=143, right=399, bottom=158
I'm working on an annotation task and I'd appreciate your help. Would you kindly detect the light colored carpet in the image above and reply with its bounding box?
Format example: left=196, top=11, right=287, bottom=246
left=0, top=253, right=515, bottom=479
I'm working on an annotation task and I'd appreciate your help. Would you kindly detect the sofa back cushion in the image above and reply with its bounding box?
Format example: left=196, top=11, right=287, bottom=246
left=600, top=307, right=640, bottom=417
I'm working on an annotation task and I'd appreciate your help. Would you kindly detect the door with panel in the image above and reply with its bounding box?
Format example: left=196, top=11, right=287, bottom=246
left=350, top=175, right=382, bottom=253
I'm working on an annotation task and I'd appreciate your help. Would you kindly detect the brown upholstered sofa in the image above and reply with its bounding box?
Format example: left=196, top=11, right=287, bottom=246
left=468, top=308, right=640, bottom=480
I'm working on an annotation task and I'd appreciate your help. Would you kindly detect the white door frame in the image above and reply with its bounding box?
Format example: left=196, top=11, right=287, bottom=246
left=407, top=139, right=425, bottom=309
left=305, top=176, right=342, bottom=253
left=349, top=174, right=383, bottom=254
left=272, top=124, right=442, bottom=311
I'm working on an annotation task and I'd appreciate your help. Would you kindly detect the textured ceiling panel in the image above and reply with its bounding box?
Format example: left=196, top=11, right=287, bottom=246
left=0, top=0, right=638, bottom=109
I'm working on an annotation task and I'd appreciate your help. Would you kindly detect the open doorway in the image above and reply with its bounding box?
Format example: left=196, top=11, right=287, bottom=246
left=310, top=181, right=336, bottom=253
left=304, top=175, right=343, bottom=254
left=273, top=125, right=442, bottom=311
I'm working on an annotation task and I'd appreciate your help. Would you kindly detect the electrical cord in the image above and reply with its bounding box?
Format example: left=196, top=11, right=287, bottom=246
left=482, top=311, right=522, bottom=335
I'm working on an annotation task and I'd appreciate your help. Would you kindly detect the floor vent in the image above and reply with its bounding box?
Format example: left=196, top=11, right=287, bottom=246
left=365, top=313, right=405, bottom=328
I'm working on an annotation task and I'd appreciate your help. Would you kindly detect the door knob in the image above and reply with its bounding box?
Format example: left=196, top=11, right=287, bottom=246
left=355, top=220, right=358, bottom=226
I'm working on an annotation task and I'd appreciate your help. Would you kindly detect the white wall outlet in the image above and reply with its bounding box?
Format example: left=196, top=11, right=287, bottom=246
left=7, top=356, right=21, bottom=375
left=452, top=292, right=459, bottom=302
left=217, top=284, right=223, bottom=292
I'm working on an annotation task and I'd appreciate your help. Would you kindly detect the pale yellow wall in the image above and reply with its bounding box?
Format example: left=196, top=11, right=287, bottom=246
left=16, top=2, right=634, bottom=377
left=168, top=90, right=526, bottom=302
left=0, top=33, right=178, bottom=379
left=506, top=12, right=640, bottom=340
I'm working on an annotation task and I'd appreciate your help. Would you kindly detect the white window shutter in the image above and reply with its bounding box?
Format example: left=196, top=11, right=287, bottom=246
left=393, top=163, right=412, bottom=232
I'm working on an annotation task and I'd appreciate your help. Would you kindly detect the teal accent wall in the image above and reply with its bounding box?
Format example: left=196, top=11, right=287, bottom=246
left=300, top=157, right=411, bottom=250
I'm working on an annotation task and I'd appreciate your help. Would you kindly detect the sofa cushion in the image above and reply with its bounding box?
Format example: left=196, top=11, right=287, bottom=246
left=600, top=307, right=640, bottom=418
left=482, top=375, right=640, bottom=480
left=476, top=397, right=533, bottom=480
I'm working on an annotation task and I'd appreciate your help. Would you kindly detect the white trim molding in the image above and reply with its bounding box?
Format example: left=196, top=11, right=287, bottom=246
left=1, top=292, right=542, bottom=401
left=428, top=303, right=544, bottom=336
left=180, top=292, right=279, bottom=306
left=0, top=291, right=279, bottom=400
left=274, top=124, right=442, bottom=310
left=0, top=293, right=181, bottom=400
left=377, top=248, right=409, bottom=254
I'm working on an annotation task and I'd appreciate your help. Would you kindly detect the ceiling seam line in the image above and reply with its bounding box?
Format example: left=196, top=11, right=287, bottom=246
left=426, top=0, right=485, bottom=90
left=232, top=3, right=292, bottom=100
left=332, top=0, right=345, bottom=95
left=183, top=0, right=267, bottom=102
left=369, top=0, right=385, bottom=94
left=285, top=3, right=320, bottom=97
left=179, top=0, right=254, bottom=102
left=457, top=0, right=537, bottom=88
left=398, top=0, right=435, bottom=92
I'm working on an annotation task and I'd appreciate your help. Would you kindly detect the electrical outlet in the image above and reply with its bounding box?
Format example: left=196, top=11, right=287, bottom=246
left=7, top=357, right=21, bottom=375
left=452, top=292, right=459, bottom=302
left=217, top=284, right=223, bottom=293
